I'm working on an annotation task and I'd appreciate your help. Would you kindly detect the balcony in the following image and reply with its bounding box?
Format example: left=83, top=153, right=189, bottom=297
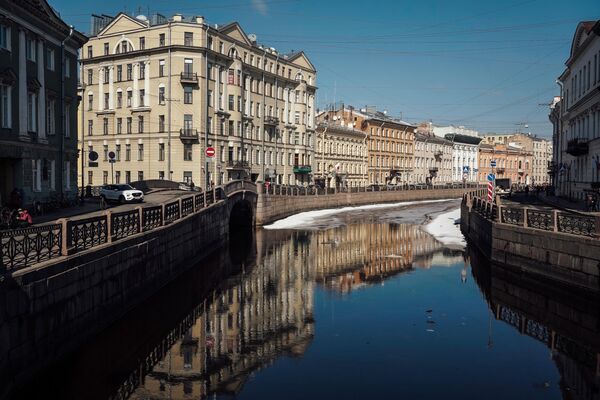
left=566, top=138, right=589, bottom=156
left=179, top=128, right=199, bottom=142
left=518, top=168, right=524, bottom=174
left=434, top=150, right=443, bottom=160
left=180, top=72, right=198, bottom=84
left=264, top=116, right=279, bottom=126
left=293, top=165, right=312, bottom=174
left=226, top=160, right=250, bottom=170
left=496, top=168, right=505, bottom=174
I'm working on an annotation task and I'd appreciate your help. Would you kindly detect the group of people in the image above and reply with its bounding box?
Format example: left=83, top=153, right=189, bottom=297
left=0, top=188, right=33, bottom=229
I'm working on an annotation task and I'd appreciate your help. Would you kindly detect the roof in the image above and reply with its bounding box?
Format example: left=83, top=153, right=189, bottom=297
left=415, top=132, right=452, bottom=145
left=345, top=107, right=416, bottom=128
left=565, top=20, right=600, bottom=67
left=317, top=122, right=365, bottom=138
left=444, top=133, right=482, bottom=145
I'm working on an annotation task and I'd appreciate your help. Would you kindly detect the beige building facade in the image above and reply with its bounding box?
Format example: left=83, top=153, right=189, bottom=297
left=413, top=133, right=453, bottom=185
left=79, top=13, right=317, bottom=189
left=314, top=121, right=367, bottom=188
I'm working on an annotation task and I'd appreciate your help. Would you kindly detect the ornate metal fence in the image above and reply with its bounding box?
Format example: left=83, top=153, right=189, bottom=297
left=526, top=210, right=553, bottom=231
left=164, top=201, right=181, bottom=225
left=111, top=210, right=140, bottom=240
left=1, top=223, right=63, bottom=270
left=557, top=214, right=596, bottom=237
left=142, top=206, right=163, bottom=232
left=500, top=207, right=524, bottom=226
left=67, top=216, right=108, bottom=253
left=181, top=197, right=194, bottom=217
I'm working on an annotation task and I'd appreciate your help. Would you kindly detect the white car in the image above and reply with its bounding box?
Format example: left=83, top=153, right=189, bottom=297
left=100, top=184, right=144, bottom=204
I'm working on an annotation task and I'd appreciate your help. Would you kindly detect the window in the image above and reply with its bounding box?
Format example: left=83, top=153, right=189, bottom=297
left=65, top=57, right=70, bottom=78
left=183, top=171, right=192, bottom=184
left=87, top=45, right=92, bottom=58
left=125, top=171, right=131, bottom=183
left=117, top=91, right=122, bottom=108
left=228, top=95, right=234, bottom=111
left=159, top=33, right=165, bottom=47
left=138, top=116, right=144, bottom=133
left=159, top=60, right=165, bottom=77
left=87, top=120, right=93, bottom=136
left=228, top=69, right=235, bottom=85
left=115, top=144, right=121, bottom=161
left=184, top=144, right=192, bottom=161
left=139, top=63, right=145, bottom=79
left=139, top=37, right=145, bottom=50
left=46, top=48, right=55, bottom=70
left=126, top=64, right=132, bottom=80
left=103, top=42, right=109, bottom=55
left=208, top=36, right=213, bottom=50
left=32, top=159, right=41, bottom=191
left=207, top=117, right=212, bottom=134
left=126, top=117, right=132, bottom=134
left=27, top=92, right=37, bottom=132
left=184, top=58, right=193, bottom=76
left=26, top=37, right=36, bottom=61
left=116, top=65, right=122, bottom=81
left=0, top=25, right=9, bottom=51
left=103, top=144, right=108, bottom=161
left=102, top=171, right=108, bottom=185
left=104, top=93, right=109, bottom=110
left=103, top=118, right=109, bottom=135
left=87, top=70, right=93, bottom=85
left=138, top=144, right=144, bottom=161
left=45, top=99, right=55, bottom=135
left=138, top=171, right=144, bottom=182
left=139, top=89, right=145, bottom=107
left=159, top=143, right=165, bottom=161
left=159, top=86, right=165, bottom=104
left=126, top=90, right=132, bottom=107
left=117, top=118, right=122, bottom=134
left=115, top=171, right=121, bottom=184
left=158, top=171, right=164, bottom=180
left=65, top=106, right=70, bottom=137
left=184, top=32, right=193, bottom=46
left=159, top=115, right=165, bottom=132
left=88, top=171, right=93, bottom=185
left=184, top=86, right=193, bottom=104
left=207, top=90, right=212, bottom=107
left=0, top=84, right=11, bottom=128
left=125, top=144, right=131, bottom=161
left=120, top=40, right=128, bottom=53
left=104, top=68, right=109, bottom=83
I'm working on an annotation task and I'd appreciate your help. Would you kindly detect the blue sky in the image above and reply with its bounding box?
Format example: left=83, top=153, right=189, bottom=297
left=51, top=0, right=599, bottom=137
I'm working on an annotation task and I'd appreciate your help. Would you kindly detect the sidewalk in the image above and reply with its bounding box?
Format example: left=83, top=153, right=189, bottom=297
left=537, top=193, right=593, bottom=214
left=32, top=190, right=192, bottom=226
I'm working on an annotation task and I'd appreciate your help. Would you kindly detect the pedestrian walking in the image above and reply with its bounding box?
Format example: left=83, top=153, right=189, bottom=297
left=586, top=194, right=594, bottom=212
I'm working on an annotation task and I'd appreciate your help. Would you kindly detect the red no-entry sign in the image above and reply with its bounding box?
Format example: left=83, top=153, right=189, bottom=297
left=205, top=147, right=215, bottom=158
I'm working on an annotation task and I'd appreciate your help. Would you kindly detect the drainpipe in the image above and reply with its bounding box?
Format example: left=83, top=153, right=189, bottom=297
left=261, top=48, right=267, bottom=183
left=167, top=21, right=172, bottom=181
left=60, top=26, right=74, bottom=200
left=204, top=23, right=210, bottom=191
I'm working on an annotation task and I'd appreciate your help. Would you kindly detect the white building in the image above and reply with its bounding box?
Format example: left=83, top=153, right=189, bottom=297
left=433, top=125, right=479, bottom=139
left=445, top=133, right=482, bottom=182
left=551, top=20, right=600, bottom=200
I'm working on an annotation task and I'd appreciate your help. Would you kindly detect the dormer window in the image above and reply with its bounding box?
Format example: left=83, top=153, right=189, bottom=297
left=120, top=40, right=128, bottom=53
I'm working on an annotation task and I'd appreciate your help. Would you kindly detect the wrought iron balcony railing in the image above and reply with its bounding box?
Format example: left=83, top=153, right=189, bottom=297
left=179, top=128, right=199, bottom=141
left=566, top=138, right=588, bottom=156
left=180, top=72, right=198, bottom=83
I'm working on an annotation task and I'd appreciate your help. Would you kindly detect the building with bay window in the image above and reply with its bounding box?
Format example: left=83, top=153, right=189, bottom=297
left=0, top=0, right=87, bottom=207
left=79, top=12, right=316, bottom=189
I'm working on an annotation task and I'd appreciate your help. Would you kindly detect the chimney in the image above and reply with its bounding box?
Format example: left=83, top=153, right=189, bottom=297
left=172, top=14, right=183, bottom=22
left=195, top=16, right=205, bottom=24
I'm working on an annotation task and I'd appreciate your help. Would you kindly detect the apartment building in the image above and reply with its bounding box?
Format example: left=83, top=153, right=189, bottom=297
left=477, top=143, right=533, bottom=185
left=79, top=12, right=316, bottom=189
left=318, top=105, right=415, bottom=185
left=413, top=133, right=453, bottom=185
left=445, top=133, right=481, bottom=182
left=0, top=0, right=87, bottom=207
left=314, top=119, right=367, bottom=188
left=551, top=20, right=600, bottom=200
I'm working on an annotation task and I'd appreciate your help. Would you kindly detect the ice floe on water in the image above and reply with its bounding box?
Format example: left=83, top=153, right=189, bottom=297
left=424, top=208, right=466, bottom=248
left=263, top=199, right=455, bottom=230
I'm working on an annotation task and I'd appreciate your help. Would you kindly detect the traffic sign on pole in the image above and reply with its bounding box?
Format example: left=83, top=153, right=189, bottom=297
left=205, top=147, right=215, bottom=158
left=491, top=160, right=497, bottom=167
left=487, top=173, right=495, bottom=201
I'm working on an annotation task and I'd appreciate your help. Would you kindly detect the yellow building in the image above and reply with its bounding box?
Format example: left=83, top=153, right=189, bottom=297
left=79, top=12, right=317, bottom=189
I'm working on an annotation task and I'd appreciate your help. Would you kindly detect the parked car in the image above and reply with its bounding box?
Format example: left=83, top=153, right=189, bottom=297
left=100, top=184, right=144, bottom=204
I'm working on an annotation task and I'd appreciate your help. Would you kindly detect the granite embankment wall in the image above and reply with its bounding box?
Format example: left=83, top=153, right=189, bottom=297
left=256, top=187, right=469, bottom=225
left=461, top=200, right=600, bottom=293
left=0, top=201, right=230, bottom=398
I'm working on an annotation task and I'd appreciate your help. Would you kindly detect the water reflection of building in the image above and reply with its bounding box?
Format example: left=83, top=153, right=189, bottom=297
left=312, top=223, right=450, bottom=292
left=469, top=248, right=600, bottom=400
left=129, top=231, right=314, bottom=399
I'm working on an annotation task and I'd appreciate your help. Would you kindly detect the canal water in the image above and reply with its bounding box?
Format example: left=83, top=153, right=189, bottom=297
left=12, top=199, right=600, bottom=400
